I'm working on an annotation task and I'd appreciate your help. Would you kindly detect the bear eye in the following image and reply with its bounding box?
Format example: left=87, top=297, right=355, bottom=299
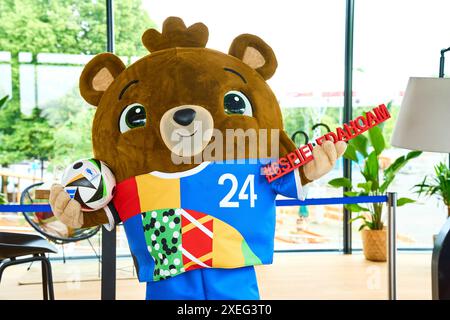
left=224, top=91, right=253, bottom=116
left=119, top=103, right=147, bottom=133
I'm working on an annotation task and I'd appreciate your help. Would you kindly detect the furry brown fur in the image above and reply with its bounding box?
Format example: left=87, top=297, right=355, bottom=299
left=78, top=17, right=310, bottom=227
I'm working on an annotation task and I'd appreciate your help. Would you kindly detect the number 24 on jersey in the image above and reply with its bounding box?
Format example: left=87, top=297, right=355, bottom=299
left=218, top=174, right=258, bottom=208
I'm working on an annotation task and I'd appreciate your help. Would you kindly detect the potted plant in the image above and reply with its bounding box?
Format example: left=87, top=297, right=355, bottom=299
left=414, top=162, right=450, bottom=243
left=415, top=162, right=450, bottom=216
left=328, top=122, right=422, bottom=261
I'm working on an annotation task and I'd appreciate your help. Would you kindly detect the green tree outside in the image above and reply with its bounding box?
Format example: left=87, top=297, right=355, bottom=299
left=0, top=0, right=156, bottom=185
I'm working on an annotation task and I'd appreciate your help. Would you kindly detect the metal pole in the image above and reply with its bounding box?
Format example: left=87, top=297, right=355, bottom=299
left=438, top=48, right=450, bottom=167
left=387, top=192, right=397, bottom=300
left=439, top=54, right=445, bottom=78
left=343, top=0, right=355, bottom=254
left=101, top=0, right=116, bottom=301
left=439, top=47, right=450, bottom=78
left=106, top=0, right=114, bottom=53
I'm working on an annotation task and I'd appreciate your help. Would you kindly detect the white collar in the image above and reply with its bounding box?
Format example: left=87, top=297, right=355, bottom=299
left=149, top=161, right=210, bottom=179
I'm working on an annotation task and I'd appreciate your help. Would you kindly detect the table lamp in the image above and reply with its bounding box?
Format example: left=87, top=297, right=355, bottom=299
left=391, top=76, right=450, bottom=301
left=391, top=77, right=450, bottom=153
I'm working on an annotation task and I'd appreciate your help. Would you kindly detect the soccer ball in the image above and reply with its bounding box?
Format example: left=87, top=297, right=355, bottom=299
left=61, top=159, right=116, bottom=212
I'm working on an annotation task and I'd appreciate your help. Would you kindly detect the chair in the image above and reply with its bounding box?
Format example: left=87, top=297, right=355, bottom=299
left=0, top=232, right=57, bottom=300
left=20, top=182, right=101, bottom=263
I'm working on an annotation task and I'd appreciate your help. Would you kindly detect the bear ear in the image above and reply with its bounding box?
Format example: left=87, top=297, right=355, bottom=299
left=228, top=34, right=278, bottom=80
left=79, top=53, right=126, bottom=106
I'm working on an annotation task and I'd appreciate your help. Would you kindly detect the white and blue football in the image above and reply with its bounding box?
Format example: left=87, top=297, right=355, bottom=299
left=61, top=159, right=116, bottom=212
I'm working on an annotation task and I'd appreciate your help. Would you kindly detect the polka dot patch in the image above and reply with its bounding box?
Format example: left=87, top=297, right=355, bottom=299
left=142, top=208, right=184, bottom=281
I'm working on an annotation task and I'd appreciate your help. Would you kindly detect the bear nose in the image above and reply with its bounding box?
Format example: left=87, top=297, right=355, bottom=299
left=173, top=108, right=196, bottom=126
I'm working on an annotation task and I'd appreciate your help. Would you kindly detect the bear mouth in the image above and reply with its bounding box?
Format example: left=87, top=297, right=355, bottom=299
left=160, top=105, right=214, bottom=157
left=175, top=128, right=198, bottom=138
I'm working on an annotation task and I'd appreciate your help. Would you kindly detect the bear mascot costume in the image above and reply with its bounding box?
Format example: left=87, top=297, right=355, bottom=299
left=49, top=17, right=346, bottom=300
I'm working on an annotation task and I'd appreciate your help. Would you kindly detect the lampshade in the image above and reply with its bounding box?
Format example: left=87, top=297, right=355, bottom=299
left=391, top=77, right=450, bottom=153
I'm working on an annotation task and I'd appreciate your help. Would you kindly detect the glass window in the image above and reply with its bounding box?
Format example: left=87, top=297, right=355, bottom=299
left=6, top=0, right=445, bottom=259
left=353, top=0, right=450, bottom=249
left=0, top=0, right=108, bottom=258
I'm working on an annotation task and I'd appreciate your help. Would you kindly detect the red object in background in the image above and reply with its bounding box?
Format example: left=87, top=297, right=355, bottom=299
left=265, top=104, right=391, bottom=183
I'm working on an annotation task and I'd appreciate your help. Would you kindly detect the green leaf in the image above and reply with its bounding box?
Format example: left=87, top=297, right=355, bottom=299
left=405, top=150, right=422, bottom=161
left=329, top=177, right=352, bottom=189
left=397, top=197, right=415, bottom=207
left=357, top=181, right=373, bottom=193
left=387, top=101, right=392, bottom=109
left=384, top=151, right=421, bottom=178
left=384, top=155, right=406, bottom=177
left=344, top=191, right=358, bottom=197
left=380, top=150, right=422, bottom=193
left=349, top=215, right=367, bottom=224
left=414, top=177, right=431, bottom=196
left=0, top=96, right=8, bottom=109
left=368, top=126, right=385, bottom=155
left=350, top=134, right=368, bottom=157
left=343, top=143, right=358, bottom=162
left=362, top=151, right=379, bottom=190
left=413, top=161, right=450, bottom=204
left=345, top=203, right=370, bottom=212
left=365, top=220, right=376, bottom=230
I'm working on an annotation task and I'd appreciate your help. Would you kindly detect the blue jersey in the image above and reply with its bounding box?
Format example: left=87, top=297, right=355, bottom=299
left=113, top=160, right=305, bottom=282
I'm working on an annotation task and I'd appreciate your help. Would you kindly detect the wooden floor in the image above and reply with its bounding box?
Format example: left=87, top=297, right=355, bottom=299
left=0, top=252, right=432, bottom=300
